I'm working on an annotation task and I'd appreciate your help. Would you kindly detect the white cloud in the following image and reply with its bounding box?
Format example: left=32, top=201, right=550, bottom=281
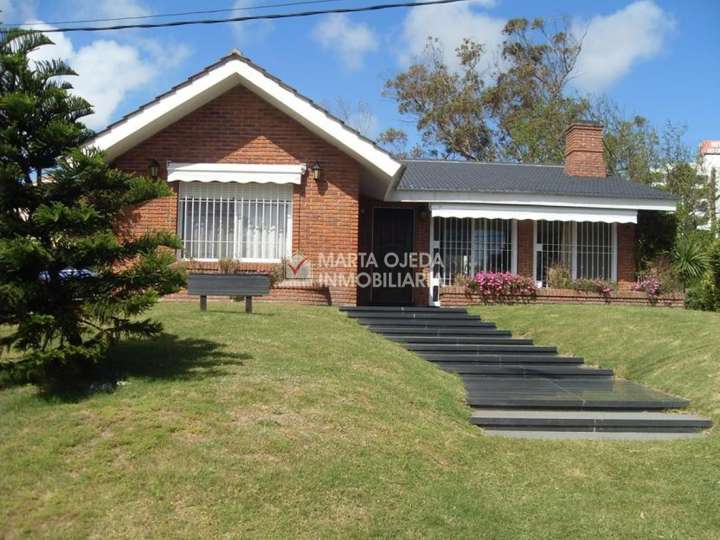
left=26, top=20, right=189, bottom=130
left=398, top=0, right=504, bottom=73
left=572, top=1, right=675, bottom=92
left=0, top=0, right=35, bottom=21
left=231, top=0, right=273, bottom=46
left=69, top=0, right=150, bottom=20
left=312, top=14, right=378, bottom=70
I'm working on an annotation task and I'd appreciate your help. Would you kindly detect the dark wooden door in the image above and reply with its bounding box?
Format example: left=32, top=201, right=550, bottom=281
left=371, top=208, right=414, bottom=305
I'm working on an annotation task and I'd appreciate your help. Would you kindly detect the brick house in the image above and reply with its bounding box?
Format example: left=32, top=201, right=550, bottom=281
left=86, top=51, right=676, bottom=307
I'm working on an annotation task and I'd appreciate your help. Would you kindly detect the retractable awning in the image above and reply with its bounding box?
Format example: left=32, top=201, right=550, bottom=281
left=430, top=203, right=637, bottom=224
left=167, top=162, right=306, bottom=184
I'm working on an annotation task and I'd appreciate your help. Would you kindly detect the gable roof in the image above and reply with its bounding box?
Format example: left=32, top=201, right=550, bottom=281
left=398, top=160, right=676, bottom=201
left=85, top=50, right=402, bottom=189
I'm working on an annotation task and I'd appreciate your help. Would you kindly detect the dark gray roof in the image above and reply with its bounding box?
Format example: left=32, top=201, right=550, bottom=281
left=397, top=160, right=676, bottom=201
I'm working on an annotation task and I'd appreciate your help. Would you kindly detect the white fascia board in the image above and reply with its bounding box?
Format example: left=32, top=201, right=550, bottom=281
left=390, top=189, right=676, bottom=212
left=87, top=57, right=401, bottom=183
left=168, top=162, right=306, bottom=184
left=230, top=59, right=401, bottom=179
left=431, top=203, right=637, bottom=224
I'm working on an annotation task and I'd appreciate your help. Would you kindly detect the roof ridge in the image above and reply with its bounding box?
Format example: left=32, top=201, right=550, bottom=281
left=403, top=159, right=564, bottom=168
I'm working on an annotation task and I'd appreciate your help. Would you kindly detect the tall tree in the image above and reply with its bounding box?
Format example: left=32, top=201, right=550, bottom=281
left=485, top=17, right=589, bottom=163
left=382, top=38, right=494, bottom=160
left=380, top=18, right=589, bottom=163
left=0, top=30, right=184, bottom=389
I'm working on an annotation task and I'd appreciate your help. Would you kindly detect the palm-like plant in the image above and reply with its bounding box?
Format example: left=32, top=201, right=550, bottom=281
left=672, top=235, right=710, bottom=288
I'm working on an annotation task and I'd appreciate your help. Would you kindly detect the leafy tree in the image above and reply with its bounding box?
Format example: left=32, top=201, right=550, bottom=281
left=0, top=29, right=185, bottom=389
left=592, top=99, right=659, bottom=184
left=382, top=38, right=494, bottom=160
left=485, top=17, right=589, bottom=164
left=380, top=18, right=589, bottom=163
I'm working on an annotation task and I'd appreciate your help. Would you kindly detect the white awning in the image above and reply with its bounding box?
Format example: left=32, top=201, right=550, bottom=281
left=431, top=203, right=637, bottom=224
left=167, top=162, right=306, bottom=184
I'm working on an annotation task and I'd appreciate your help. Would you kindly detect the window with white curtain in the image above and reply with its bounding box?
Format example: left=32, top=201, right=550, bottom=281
left=433, top=217, right=515, bottom=285
left=535, top=220, right=616, bottom=285
left=177, top=182, right=292, bottom=261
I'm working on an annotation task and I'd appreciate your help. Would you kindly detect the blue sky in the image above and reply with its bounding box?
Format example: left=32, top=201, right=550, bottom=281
left=4, top=0, right=719, bottom=151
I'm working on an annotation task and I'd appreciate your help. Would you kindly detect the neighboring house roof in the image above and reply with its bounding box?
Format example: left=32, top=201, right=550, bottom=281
left=85, top=50, right=402, bottom=197
left=397, top=160, right=676, bottom=201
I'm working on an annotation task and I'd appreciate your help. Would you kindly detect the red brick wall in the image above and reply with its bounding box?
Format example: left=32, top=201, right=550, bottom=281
left=617, top=223, right=636, bottom=285
left=564, top=123, right=606, bottom=177
left=113, top=84, right=362, bottom=305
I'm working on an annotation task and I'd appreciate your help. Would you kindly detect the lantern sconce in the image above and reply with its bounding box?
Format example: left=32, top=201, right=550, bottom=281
left=148, top=159, right=160, bottom=179
left=310, top=160, right=322, bottom=182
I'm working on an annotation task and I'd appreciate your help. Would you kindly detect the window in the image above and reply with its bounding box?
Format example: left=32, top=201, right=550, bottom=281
left=177, top=182, right=292, bottom=261
left=535, top=221, right=616, bottom=285
left=433, top=218, right=515, bottom=285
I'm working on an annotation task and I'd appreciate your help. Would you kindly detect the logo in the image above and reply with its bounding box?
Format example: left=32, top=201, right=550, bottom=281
left=286, top=252, right=311, bottom=279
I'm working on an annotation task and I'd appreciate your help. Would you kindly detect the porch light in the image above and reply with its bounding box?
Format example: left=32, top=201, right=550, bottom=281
left=148, top=159, right=160, bottom=179
left=310, top=161, right=322, bottom=182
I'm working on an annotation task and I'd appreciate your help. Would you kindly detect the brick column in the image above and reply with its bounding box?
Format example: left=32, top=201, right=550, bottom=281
left=617, top=223, right=636, bottom=285
left=516, top=220, right=534, bottom=278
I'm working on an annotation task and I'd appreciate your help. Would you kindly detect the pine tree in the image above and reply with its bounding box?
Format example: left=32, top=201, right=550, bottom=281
left=0, top=29, right=185, bottom=389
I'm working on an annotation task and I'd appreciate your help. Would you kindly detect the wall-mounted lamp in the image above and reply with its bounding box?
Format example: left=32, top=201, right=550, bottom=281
left=310, top=160, right=322, bottom=182
left=148, top=159, right=160, bottom=179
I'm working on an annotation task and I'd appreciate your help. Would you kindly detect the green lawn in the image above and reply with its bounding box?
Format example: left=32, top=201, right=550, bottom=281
left=1, top=302, right=719, bottom=539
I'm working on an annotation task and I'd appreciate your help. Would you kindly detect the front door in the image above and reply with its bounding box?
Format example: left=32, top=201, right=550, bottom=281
left=371, top=208, right=414, bottom=305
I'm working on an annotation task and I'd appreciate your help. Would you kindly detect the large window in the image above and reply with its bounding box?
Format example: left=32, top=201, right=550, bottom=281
left=434, top=218, right=515, bottom=285
left=535, top=221, right=616, bottom=285
left=177, top=182, right=292, bottom=261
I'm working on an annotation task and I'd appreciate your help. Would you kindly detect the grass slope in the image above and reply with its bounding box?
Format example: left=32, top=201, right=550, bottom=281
left=1, top=303, right=718, bottom=539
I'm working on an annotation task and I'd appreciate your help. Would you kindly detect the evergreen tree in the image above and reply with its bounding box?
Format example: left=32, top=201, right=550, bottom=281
left=0, top=29, right=185, bottom=389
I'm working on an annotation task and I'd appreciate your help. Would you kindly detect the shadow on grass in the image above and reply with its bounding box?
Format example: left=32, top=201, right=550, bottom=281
left=108, top=332, right=250, bottom=381
left=24, top=334, right=251, bottom=403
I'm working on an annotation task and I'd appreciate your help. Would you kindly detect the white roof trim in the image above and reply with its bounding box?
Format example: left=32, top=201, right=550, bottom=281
left=167, top=162, right=306, bottom=184
left=392, top=189, right=675, bottom=212
left=431, top=203, right=637, bottom=224
left=86, top=54, right=401, bottom=182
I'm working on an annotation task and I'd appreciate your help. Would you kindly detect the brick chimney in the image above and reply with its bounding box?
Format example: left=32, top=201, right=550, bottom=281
left=564, top=122, right=606, bottom=177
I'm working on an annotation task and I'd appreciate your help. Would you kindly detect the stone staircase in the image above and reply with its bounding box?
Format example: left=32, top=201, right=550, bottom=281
left=341, top=306, right=712, bottom=440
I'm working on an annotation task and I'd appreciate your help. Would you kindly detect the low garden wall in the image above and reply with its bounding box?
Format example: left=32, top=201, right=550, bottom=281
left=440, top=286, right=685, bottom=308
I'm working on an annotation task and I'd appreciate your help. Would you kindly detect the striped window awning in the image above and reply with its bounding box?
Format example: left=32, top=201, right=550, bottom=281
left=167, top=162, right=306, bottom=184
left=430, top=203, right=637, bottom=224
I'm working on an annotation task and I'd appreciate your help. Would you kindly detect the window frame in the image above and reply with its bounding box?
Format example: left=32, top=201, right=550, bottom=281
left=533, top=221, right=617, bottom=287
left=176, top=182, right=293, bottom=263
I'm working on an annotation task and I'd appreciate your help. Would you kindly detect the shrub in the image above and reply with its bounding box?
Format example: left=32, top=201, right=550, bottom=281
left=218, top=257, right=241, bottom=274
left=269, top=261, right=286, bottom=288
left=547, top=265, right=572, bottom=289
left=466, top=272, right=536, bottom=304
left=632, top=275, right=663, bottom=304
left=672, top=234, right=710, bottom=289
left=453, top=273, right=474, bottom=288
left=685, top=240, right=720, bottom=311
left=571, top=278, right=615, bottom=301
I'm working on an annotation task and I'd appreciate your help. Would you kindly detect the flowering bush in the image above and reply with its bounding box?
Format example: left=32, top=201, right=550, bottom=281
left=466, top=272, right=536, bottom=304
left=632, top=275, right=662, bottom=304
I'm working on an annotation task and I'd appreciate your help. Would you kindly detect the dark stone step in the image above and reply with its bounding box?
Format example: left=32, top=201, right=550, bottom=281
left=470, top=409, right=712, bottom=432
left=369, top=327, right=510, bottom=337
left=406, top=343, right=557, bottom=354
left=465, top=378, right=690, bottom=410
left=341, top=306, right=468, bottom=313
left=444, top=364, right=611, bottom=377
left=346, top=311, right=480, bottom=320
left=358, top=319, right=495, bottom=328
left=420, top=353, right=584, bottom=365
left=388, top=336, right=533, bottom=346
